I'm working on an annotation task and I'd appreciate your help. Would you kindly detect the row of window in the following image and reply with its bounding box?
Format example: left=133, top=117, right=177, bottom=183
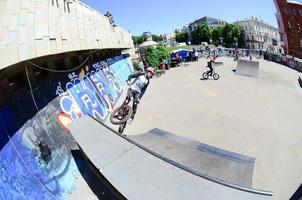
left=288, top=21, right=302, bottom=32
left=52, top=0, right=73, bottom=13
left=239, top=25, right=277, bottom=37
left=283, top=7, right=302, bottom=17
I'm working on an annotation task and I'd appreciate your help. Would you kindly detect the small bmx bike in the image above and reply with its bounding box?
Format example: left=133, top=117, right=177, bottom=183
left=202, top=70, right=220, bottom=80
left=110, top=88, right=134, bottom=134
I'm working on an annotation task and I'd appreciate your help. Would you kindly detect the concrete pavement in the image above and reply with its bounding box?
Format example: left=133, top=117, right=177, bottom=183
left=108, top=57, right=302, bottom=200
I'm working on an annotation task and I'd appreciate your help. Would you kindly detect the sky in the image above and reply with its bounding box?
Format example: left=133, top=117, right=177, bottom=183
left=81, top=0, right=278, bottom=36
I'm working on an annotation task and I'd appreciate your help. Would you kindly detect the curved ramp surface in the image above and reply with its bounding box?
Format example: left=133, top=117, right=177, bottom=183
left=130, top=128, right=255, bottom=187
left=68, top=116, right=273, bottom=200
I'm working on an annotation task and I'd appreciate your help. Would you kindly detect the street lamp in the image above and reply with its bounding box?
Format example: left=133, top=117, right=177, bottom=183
left=234, top=37, right=238, bottom=48
left=219, top=37, right=224, bottom=46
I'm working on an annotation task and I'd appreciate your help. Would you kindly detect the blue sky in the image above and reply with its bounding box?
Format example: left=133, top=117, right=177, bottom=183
left=81, top=0, right=278, bottom=36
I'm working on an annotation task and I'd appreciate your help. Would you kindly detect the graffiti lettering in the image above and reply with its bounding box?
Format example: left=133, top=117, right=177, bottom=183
left=57, top=57, right=132, bottom=126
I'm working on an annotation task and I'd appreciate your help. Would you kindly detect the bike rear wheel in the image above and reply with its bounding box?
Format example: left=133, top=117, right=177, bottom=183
left=202, top=72, right=209, bottom=79
left=110, top=105, right=133, bottom=125
left=213, top=73, right=220, bottom=80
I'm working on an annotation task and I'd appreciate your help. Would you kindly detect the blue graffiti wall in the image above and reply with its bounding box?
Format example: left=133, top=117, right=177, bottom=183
left=0, top=54, right=133, bottom=200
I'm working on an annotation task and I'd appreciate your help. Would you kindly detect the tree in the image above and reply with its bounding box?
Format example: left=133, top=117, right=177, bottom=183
left=211, top=26, right=223, bottom=45
left=152, top=34, right=163, bottom=42
left=175, top=32, right=189, bottom=43
left=238, top=29, right=246, bottom=48
left=222, top=24, right=241, bottom=47
left=145, top=46, right=160, bottom=69
left=156, top=45, right=170, bottom=61
left=132, top=36, right=143, bottom=45
left=144, top=45, right=170, bottom=69
left=193, top=22, right=211, bottom=44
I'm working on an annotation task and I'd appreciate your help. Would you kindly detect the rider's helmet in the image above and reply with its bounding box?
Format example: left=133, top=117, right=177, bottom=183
left=145, top=67, right=155, bottom=77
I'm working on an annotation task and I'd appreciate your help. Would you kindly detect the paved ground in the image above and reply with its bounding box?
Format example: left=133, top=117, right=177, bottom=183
left=108, top=57, right=302, bottom=200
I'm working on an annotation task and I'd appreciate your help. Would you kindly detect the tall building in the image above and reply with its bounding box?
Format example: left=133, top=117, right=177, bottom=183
left=235, top=17, right=282, bottom=52
left=274, top=0, right=302, bottom=57
left=187, top=16, right=226, bottom=41
left=189, top=16, right=227, bottom=32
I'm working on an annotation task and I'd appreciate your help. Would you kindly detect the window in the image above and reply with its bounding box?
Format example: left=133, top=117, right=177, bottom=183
left=278, top=20, right=281, bottom=28
left=245, top=26, right=248, bottom=31
left=288, top=22, right=292, bottom=29
left=284, top=8, right=289, bottom=14
left=292, top=9, right=297, bottom=16
left=300, top=38, right=302, bottom=48
left=280, top=34, right=284, bottom=42
left=298, top=24, right=301, bottom=32
left=300, top=10, right=302, bottom=16
left=52, top=0, right=59, bottom=8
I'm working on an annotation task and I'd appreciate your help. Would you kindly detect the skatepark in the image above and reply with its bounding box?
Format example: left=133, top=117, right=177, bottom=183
left=103, top=57, right=302, bottom=200
left=0, top=1, right=302, bottom=199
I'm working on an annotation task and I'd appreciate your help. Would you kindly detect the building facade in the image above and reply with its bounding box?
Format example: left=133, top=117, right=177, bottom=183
left=235, top=17, right=282, bottom=52
left=274, top=0, right=302, bottom=58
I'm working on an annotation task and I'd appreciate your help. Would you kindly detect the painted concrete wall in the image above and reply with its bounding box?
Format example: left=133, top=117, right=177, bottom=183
left=0, top=0, right=134, bottom=70
left=0, top=54, right=133, bottom=199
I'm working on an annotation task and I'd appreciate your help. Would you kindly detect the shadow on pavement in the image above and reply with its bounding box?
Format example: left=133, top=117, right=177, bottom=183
left=71, top=149, right=126, bottom=200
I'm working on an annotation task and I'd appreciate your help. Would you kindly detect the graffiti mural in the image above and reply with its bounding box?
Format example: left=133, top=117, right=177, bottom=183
left=0, top=54, right=133, bottom=199
left=56, top=55, right=133, bottom=129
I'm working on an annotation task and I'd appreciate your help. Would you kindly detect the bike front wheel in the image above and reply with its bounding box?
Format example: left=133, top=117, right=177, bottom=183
left=110, top=105, right=133, bottom=125
left=213, top=73, right=220, bottom=80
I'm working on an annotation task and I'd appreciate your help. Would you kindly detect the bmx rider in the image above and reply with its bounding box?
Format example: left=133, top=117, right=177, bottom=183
left=126, top=67, right=155, bottom=124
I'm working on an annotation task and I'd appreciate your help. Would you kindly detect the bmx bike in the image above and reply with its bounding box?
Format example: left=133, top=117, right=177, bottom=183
left=110, top=88, right=134, bottom=134
left=202, top=70, right=220, bottom=80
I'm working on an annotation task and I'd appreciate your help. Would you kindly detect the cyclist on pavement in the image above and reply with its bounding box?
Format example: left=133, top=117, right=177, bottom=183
left=126, top=67, right=155, bottom=124
left=207, top=55, right=216, bottom=76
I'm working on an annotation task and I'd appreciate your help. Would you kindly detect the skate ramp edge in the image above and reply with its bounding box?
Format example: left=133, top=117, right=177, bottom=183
left=236, top=59, right=260, bottom=78
left=68, top=116, right=273, bottom=200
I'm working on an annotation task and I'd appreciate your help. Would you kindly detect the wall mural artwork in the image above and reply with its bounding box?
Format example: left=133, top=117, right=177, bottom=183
left=56, top=55, right=133, bottom=130
left=0, top=54, right=133, bottom=200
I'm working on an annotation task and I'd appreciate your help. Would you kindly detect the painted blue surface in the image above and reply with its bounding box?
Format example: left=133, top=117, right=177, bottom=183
left=197, top=143, right=255, bottom=165
left=0, top=55, right=133, bottom=200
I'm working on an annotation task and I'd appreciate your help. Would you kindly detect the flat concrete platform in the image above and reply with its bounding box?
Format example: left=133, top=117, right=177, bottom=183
left=69, top=116, right=272, bottom=200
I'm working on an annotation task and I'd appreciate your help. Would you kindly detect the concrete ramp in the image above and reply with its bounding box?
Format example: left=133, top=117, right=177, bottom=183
left=236, top=59, right=260, bottom=78
left=68, top=116, right=273, bottom=200
left=129, top=128, right=255, bottom=187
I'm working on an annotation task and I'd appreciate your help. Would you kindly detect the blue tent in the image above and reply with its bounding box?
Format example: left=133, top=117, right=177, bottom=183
left=170, top=49, right=192, bottom=59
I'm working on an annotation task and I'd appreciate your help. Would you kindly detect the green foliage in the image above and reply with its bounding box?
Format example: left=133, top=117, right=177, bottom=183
left=238, top=29, right=246, bottom=48
left=145, top=46, right=160, bottom=69
left=132, top=35, right=144, bottom=45
left=193, top=22, right=211, bottom=44
left=152, top=34, right=163, bottom=42
left=211, top=26, right=223, bottom=45
left=156, top=45, right=170, bottom=61
left=144, top=45, right=170, bottom=69
left=175, top=32, right=189, bottom=43
left=133, top=62, right=140, bottom=71
left=222, top=23, right=241, bottom=47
